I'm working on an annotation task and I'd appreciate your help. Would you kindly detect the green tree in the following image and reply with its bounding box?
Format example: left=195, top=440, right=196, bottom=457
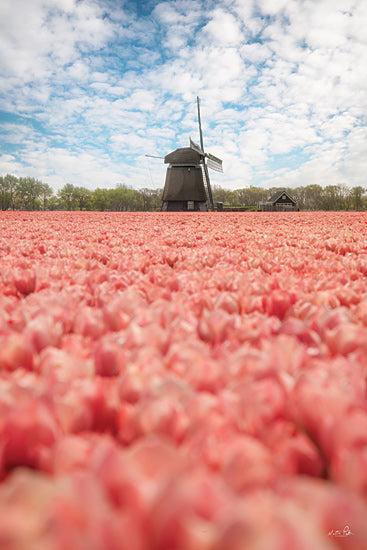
left=46, top=195, right=62, bottom=210
left=150, top=188, right=163, bottom=211
left=16, top=177, right=43, bottom=210
left=58, top=184, right=76, bottom=210
left=234, top=188, right=251, bottom=207
left=73, top=186, right=92, bottom=210
left=233, top=186, right=268, bottom=208
left=291, top=187, right=305, bottom=210
left=301, top=184, right=323, bottom=210
left=212, top=185, right=236, bottom=205
left=349, top=186, right=366, bottom=211
left=39, top=182, right=54, bottom=210
left=91, top=188, right=110, bottom=211
left=0, top=175, right=9, bottom=210
left=3, top=174, right=18, bottom=210
left=336, top=184, right=350, bottom=210
left=320, top=184, right=349, bottom=211
left=109, top=184, right=141, bottom=211
left=139, top=188, right=162, bottom=211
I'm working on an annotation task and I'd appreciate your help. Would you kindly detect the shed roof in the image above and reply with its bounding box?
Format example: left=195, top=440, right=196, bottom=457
left=268, top=190, right=296, bottom=204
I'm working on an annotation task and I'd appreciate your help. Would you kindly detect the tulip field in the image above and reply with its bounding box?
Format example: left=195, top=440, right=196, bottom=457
left=1, top=210, right=367, bottom=549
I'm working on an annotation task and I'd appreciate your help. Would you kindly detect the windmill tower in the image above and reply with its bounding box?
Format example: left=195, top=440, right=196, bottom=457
left=161, top=97, right=223, bottom=211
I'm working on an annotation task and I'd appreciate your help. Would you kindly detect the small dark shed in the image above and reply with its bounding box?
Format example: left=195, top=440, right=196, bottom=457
left=259, top=190, right=298, bottom=211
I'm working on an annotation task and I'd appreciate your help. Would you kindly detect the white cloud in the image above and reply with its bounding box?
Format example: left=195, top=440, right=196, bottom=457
left=153, top=0, right=204, bottom=52
left=240, top=42, right=272, bottom=64
left=233, top=0, right=263, bottom=36
left=0, top=122, right=38, bottom=145
left=1, top=0, right=367, bottom=193
left=0, top=0, right=114, bottom=82
left=203, top=9, right=243, bottom=45
left=0, top=154, right=24, bottom=175
left=258, top=0, right=293, bottom=17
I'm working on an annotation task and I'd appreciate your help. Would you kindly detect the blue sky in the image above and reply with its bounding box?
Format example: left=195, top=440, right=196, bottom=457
left=0, top=0, right=366, bottom=192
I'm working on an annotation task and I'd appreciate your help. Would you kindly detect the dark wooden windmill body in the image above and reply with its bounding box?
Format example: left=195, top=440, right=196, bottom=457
left=161, top=97, right=223, bottom=212
left=162, top=147, right=207, bottom=211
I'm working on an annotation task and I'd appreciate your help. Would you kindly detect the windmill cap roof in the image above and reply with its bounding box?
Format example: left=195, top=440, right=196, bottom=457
left=164, top=147, right=201, bottom=165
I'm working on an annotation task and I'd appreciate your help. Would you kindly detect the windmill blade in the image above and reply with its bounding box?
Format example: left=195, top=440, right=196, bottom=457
left=189, top=137, right=204, bottom=155
left=206, top=153, right=223, bottom=173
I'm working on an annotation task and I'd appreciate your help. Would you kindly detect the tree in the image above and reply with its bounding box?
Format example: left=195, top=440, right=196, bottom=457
left=58, top=184, right=76, bottom=210
left=302, top=184, right=323, bottom=210
left=91, top=188, right=110, bottom=211
left=139, top=188, right=162, bottom=211
left=320, top=184, right=349, bottom=211
left=73, top=186, right=92, bottom=210
left=16, top=177, right=43, bottom=210
left=0, top=175, right=8, bottom=210
left=212, top=185, right=236, bottom=205
left=234, top=188, right=251, bottom=207
left=336, top=184, right=350, bottom=210
left=39, top=182, right=54, bottom=210
left=291, top=187, right=306, bottom=210
left=349, top=186, right=366, bottom=211
left=149, top=188, right=163, bottom=211
left=232, top=187, right=268, bottom=208
left=3, top=174, right=18, bottom=210
left=109, top=184, right=142, bottom=211
left=46, top=195, right=62, bottom=210
left=2, top=174, right=365, bottom=212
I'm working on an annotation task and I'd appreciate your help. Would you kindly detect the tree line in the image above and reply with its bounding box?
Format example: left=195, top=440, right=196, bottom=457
left=0, top=176, right=163, bottom=212
left=1, top=174, right=366, bottom=212
left=215, top=183, right=367, bottom=212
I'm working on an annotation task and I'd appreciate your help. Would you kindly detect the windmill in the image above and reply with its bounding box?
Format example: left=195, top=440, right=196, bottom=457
left=160, top=97, right=223, bottom=211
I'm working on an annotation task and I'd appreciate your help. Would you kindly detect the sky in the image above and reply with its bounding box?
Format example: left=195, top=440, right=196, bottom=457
left=0, top=0, right=366, bottom=192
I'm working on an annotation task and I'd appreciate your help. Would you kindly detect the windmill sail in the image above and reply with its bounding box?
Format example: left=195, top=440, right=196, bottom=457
left=196, top=97, right=223, bottom=210
left=206, top=153, right=223, bottom=173
left=189, top=138, right=204, bottom=155
left=190, top=139, right=222, bottom=172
